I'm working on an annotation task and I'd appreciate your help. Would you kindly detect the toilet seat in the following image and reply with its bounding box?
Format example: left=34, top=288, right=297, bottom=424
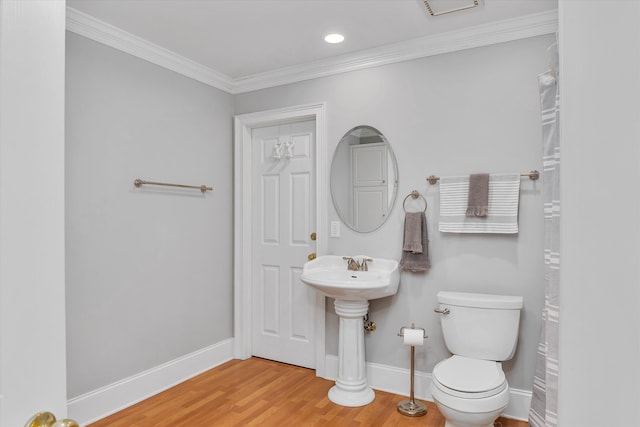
left=432, top=355, right=507, bottom=399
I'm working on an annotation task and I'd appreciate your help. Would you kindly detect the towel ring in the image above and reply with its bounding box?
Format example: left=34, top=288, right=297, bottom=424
left=403, top=190, right=427, bottom=213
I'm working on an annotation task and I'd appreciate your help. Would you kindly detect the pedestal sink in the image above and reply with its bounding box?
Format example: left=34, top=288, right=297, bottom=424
left=300, top=255, right=399, bottom=407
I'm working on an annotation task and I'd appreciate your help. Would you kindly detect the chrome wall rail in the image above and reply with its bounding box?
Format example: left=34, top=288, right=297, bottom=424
left=427, top=170, right=540, bottom=185
left=134, top=178, right=213, bottom=193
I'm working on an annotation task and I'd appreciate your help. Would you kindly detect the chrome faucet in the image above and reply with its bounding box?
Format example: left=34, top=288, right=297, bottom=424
left=343, top=256, right=360, bottom=271
left=342, top=256, right=373, bottom=271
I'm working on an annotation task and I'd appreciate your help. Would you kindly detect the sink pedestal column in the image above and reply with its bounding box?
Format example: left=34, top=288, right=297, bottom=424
left=328, top=299, right=375, bottom=407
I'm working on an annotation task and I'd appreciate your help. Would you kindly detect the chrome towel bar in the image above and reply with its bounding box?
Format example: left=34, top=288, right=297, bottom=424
left=134, top=179, right=213, bottom=193
left=427, top=170, right=540, bottom=185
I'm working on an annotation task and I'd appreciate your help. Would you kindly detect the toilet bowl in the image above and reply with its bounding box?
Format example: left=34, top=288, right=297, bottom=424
left=431, top=355, right=509, bottom=427
left=431, top=292, right=523, bottom=427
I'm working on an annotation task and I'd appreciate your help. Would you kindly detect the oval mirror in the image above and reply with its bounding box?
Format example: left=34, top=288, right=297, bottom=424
left=330, top=125, right=398, bottom=232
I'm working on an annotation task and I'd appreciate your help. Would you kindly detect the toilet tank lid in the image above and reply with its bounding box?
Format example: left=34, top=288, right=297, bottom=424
left=437, top=291, right=523, bottom=309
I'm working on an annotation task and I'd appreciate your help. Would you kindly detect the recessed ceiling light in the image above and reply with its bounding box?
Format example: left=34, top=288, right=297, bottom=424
left=324, top=33, right=344, bottom=44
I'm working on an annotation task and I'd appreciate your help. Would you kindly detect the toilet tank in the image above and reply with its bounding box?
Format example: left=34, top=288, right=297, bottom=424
left=436, top=291, right=523, bottom=361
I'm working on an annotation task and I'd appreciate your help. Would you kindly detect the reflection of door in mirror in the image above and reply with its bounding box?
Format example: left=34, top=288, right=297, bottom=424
left=350, top=142, right=388, bottom=231
left=330, top=125, right=398, bottom=233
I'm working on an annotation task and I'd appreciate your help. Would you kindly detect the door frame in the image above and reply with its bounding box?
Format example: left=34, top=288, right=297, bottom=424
left=233, top=102, right=327, bottom=377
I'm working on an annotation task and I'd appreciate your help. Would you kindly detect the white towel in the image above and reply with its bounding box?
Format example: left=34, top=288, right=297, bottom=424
left=438, top=174, right=521, bottom=234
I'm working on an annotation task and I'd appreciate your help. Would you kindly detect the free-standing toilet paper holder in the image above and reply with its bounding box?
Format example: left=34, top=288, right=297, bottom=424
left=396, top=324, right=428, bottom=417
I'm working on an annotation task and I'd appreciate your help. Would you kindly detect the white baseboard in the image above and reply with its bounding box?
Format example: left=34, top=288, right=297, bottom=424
left=324, top=355, right=531, bottom=422
left=68, top=338, right=234, bottom=426
left=504, top=387, right=533, bottom=422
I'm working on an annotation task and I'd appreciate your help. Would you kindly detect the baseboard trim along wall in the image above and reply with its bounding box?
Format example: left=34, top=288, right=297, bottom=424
left=325, top=355, right=532, bottom=422
left=67, top=338, right=234, bottom=426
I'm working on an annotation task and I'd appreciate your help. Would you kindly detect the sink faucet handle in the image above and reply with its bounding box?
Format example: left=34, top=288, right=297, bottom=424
left=342, top=256, right=360, bottom=271
left=361, top=257, right=373, bottom=271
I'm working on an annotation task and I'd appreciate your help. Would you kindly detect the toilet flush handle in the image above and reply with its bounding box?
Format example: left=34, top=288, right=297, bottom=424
left=434, top=307, right=450, bottom=315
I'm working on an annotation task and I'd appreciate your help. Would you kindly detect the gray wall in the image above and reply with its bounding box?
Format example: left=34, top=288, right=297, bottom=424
left=65, top=33, right=235, bottom=398
left=236, top=34, right=555, bottom=390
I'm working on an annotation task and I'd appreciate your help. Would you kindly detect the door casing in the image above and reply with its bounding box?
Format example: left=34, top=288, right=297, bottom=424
left=233, top=103, right=327, bottom=377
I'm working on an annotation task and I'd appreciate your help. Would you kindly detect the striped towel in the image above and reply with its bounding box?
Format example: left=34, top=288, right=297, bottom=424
left=439, top=174, right=521, bottom=234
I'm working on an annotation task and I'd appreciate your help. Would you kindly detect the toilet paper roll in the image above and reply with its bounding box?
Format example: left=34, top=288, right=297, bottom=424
left=403, top=328, right=424, bottom=346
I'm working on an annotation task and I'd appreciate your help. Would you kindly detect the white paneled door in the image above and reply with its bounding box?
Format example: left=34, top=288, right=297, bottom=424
left=251, top=120, right=316, bottom=369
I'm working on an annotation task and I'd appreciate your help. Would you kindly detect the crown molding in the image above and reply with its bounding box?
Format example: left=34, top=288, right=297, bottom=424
left=66, top=7, right=557, bottom=95
left=233, top=9, right=558, bottom=93
left=66, top=7, right=235, bottom=93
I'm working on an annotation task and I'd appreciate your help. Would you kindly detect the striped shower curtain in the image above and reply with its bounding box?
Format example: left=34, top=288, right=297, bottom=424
left=528, top=43, right=560, bottom=427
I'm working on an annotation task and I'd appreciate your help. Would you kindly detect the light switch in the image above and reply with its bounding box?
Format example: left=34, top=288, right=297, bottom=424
left=330, top=221, right=341, bottom=238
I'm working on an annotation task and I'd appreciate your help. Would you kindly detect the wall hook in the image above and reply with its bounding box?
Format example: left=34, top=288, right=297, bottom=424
left=285, top=139, right=295, bottom=159
left=272, top=141, right=283, bottom=160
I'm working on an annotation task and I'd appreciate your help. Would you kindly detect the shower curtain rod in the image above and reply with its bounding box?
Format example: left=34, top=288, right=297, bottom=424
left=134, top=178, right=213, bottom=193
left=426, top=170, right=539, bottom=185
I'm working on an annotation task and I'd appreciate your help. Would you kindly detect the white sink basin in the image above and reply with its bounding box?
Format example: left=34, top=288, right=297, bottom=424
left=300, top=254, right=400, bottom=407
left=301, top=255, right=399, bottom=301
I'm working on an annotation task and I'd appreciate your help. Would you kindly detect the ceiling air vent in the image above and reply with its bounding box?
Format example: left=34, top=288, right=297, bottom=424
left=423, top=0, right=480, bottom=16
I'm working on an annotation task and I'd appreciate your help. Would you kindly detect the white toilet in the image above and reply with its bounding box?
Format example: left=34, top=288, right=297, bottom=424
left=431, top=291, right=523, bottom=427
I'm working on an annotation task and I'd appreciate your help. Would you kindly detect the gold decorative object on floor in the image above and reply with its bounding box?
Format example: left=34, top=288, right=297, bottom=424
left=25, top=412, right=78, bottom=427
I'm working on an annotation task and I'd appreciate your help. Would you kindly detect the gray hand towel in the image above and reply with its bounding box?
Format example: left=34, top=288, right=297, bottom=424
left=466, top=173, right=489, bottom=217
left=400, top=212, right=430, bottom=272
left=402, top=212, right=423, bottom=253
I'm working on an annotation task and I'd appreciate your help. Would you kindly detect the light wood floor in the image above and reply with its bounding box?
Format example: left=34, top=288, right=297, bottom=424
left=88, top=357, right=529, bottom=427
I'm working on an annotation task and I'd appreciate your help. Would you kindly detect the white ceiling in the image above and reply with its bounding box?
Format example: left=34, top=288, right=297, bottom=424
left=67, top=0, right=557, bottom=81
